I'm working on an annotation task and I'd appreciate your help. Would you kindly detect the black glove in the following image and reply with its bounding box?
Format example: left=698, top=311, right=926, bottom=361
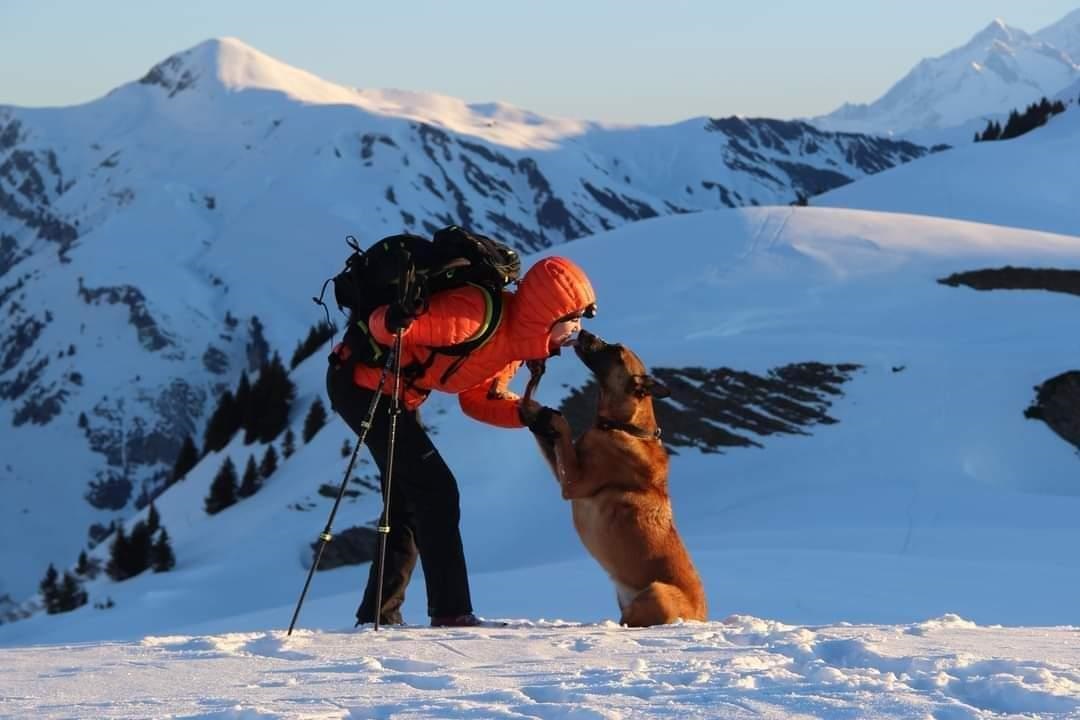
left=527, top=406, right=563, bottom=441
left=385, top=302, right=415, bottom=333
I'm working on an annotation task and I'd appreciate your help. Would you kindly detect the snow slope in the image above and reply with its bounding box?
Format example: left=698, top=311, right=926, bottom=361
left=2, top=205, right=1078, bottom=641
left=816, top=98, right=1080, bottom=236
left=2, top=205, right=1080, bottom=717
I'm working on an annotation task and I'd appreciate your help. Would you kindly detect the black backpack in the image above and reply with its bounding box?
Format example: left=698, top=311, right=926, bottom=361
left=325, top=226, right=521, bottom=373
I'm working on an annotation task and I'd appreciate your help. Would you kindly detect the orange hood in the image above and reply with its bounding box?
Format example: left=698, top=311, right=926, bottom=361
left=507, top=256, right=597, bottom=360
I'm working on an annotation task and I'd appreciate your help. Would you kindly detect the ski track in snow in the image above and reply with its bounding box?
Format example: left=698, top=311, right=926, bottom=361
left=4, top=616, right=1080, bottom=719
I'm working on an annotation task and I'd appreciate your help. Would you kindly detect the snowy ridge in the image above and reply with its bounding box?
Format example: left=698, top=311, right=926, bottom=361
left=812, top=17, right=1080, bottom=136
left=817, top=93, right=1080, bottom=236
left=1036, top=7, right=1080, bottom=65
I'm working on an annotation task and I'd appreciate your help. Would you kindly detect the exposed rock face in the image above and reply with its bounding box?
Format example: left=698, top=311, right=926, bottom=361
left=77, top=279, right=174, bottom=351
left=311, top=525, right=378, bottom=571
left=560, top=362, right=862, bottom=454
left=938, top=267, right=1080, bottom=297
left=1025, top=372, right=1080, bottom=453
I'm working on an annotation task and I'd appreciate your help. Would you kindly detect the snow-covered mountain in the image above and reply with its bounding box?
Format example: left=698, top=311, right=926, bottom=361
left=816, top=91, right=1080, bottom=236
left=0, top=38, right=934, bottom=605
left=1036, top=7, right=1080, bottom=64
left=812, top=16, right=1080, bottom=137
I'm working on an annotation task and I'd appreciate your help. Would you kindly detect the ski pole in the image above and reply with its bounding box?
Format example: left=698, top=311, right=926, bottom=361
left=287, top=346, right=396, bottom=636
left=373, top=326, right=405, bottom=632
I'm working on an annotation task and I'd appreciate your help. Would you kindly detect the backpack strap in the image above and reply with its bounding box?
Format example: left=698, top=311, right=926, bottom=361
left=431, top=283, right=504, bottom=385
left=340, top=283, right=505, bottom=389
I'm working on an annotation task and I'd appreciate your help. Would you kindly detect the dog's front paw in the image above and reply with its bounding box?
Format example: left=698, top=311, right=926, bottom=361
left=547, top=412, right=571, bottom=439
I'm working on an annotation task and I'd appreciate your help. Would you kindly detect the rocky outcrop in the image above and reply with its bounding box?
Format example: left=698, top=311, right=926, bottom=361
left=77, top=278, right=173, bottom=351
left=311, top=525, right=378, bottom=571
left=1025, top=372, right=1080, bottom=452
left=560, top=362, right=862, bottom=454
left=938, top=267, right=1080, bottom=298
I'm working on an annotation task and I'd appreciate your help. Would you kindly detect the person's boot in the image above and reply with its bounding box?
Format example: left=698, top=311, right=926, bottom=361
left=355, top=611, right=405, bottom=628
left=429, top=612, right=482, bottom=627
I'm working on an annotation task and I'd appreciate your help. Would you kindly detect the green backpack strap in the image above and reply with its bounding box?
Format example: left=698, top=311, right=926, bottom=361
left=432, top=284, right=504, bottom=385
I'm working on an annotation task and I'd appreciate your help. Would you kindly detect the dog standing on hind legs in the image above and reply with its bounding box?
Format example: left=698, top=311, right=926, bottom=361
left=522, top=329, right=707, bottom=627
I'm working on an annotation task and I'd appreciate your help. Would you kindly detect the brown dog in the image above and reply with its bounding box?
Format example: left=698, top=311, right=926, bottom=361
left=525, top=329, right=707, bottom=627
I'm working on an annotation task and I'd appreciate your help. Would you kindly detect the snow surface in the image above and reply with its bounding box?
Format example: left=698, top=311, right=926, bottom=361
left=3, top=616, right=1080, bottom=719
left=3, top=205, right=1079, bottom=716
left=817, top=100, right=1080, bottom=236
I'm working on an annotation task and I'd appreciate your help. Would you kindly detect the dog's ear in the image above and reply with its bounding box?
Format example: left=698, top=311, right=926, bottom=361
left=628, top=375, right=671, bottom=399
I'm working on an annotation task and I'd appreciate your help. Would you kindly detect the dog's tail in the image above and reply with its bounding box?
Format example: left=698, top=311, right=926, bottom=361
left=620, top=581, right=707, bottom=627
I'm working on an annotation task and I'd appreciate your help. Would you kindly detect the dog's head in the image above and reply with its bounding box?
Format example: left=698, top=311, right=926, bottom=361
left=574, top=329, right=670, bottom=421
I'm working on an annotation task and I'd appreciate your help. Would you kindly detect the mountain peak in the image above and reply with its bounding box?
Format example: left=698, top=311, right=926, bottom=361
left=964, top=17, right=1027, bottom=49
left=137, top=37, right=358, bottom=104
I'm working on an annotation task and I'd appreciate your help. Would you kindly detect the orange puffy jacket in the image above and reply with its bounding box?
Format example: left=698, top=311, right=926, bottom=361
left=337, top=256, right=596, bottom=428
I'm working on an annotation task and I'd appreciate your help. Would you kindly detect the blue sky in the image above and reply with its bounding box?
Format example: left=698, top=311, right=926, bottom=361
left=1, top=1, right=1078, bottom=124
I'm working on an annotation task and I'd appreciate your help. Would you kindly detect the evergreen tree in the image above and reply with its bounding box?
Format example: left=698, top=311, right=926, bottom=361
left=246, top=354, right=295, bottom=444
left=203, top=391, right=239, bottom=454
left=55, top=571, right=88, bottom=613
left=76, top=550, right=90, bottom=576
left=979, top=119, right=1002, bottom=141
left=39, top=564, right=60, bottom=613
left=303, top=398, right=328, bottom=443
left=259, top=444, right=278, bottom=479
left=290, top=320, right=336, bottom=370
left=236, top=371, right=256, bottom=443
left=341, top=438, right=352, bottom=458
left=205, top=457, right=238, bottom=515
left=171, top=435, right=199, bottom=484
left=127, top=520, right=153, bottom=578
left=146, top=503, right=161, bottom=535
left=282, top=429, right=296, bottom=459
left=106, top=526, right=131, bottom=581
left=150, top=529, right=176, bottom=572
left=238, top=455, right=260, bottom=498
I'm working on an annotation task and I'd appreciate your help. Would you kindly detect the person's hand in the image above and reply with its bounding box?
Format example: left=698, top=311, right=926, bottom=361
left=520, top=400, right=564, bottom=441
left=385, top=302, right=415, bottom=333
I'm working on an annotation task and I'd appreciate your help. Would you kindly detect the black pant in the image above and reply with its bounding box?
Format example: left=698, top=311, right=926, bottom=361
left=326, top=364, right=473, bottom=623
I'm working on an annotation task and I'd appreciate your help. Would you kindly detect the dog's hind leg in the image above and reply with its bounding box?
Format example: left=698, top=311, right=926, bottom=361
left=620, top=582, right=705, bottom=627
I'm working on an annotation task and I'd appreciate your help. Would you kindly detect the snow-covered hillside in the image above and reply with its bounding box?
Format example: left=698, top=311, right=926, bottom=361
left=2, top=205, right=1078, bottom=641
left=816, top=94, right=1080, bottom=236
left=813, top=17, right=1080, bottom=136
left=2, top=205, right=1080, bottom=716
left=0, top=37, right=934, bottom=606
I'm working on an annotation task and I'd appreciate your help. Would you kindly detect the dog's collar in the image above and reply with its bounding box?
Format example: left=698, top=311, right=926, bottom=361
left=595, top=416, right=662, bottom=441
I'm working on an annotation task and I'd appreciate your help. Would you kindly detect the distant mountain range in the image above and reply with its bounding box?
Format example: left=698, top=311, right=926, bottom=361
left=811, top=11, right=1080, bottom=137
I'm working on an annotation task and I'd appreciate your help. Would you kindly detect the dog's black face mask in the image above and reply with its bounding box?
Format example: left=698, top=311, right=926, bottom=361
left=574, top=330, right=671, bottom=411
left=574, top=329, right=621, bottom=377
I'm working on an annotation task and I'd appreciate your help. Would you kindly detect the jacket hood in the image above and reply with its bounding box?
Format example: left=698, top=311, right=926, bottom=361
left=508, top=256, right=597, bottom=360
